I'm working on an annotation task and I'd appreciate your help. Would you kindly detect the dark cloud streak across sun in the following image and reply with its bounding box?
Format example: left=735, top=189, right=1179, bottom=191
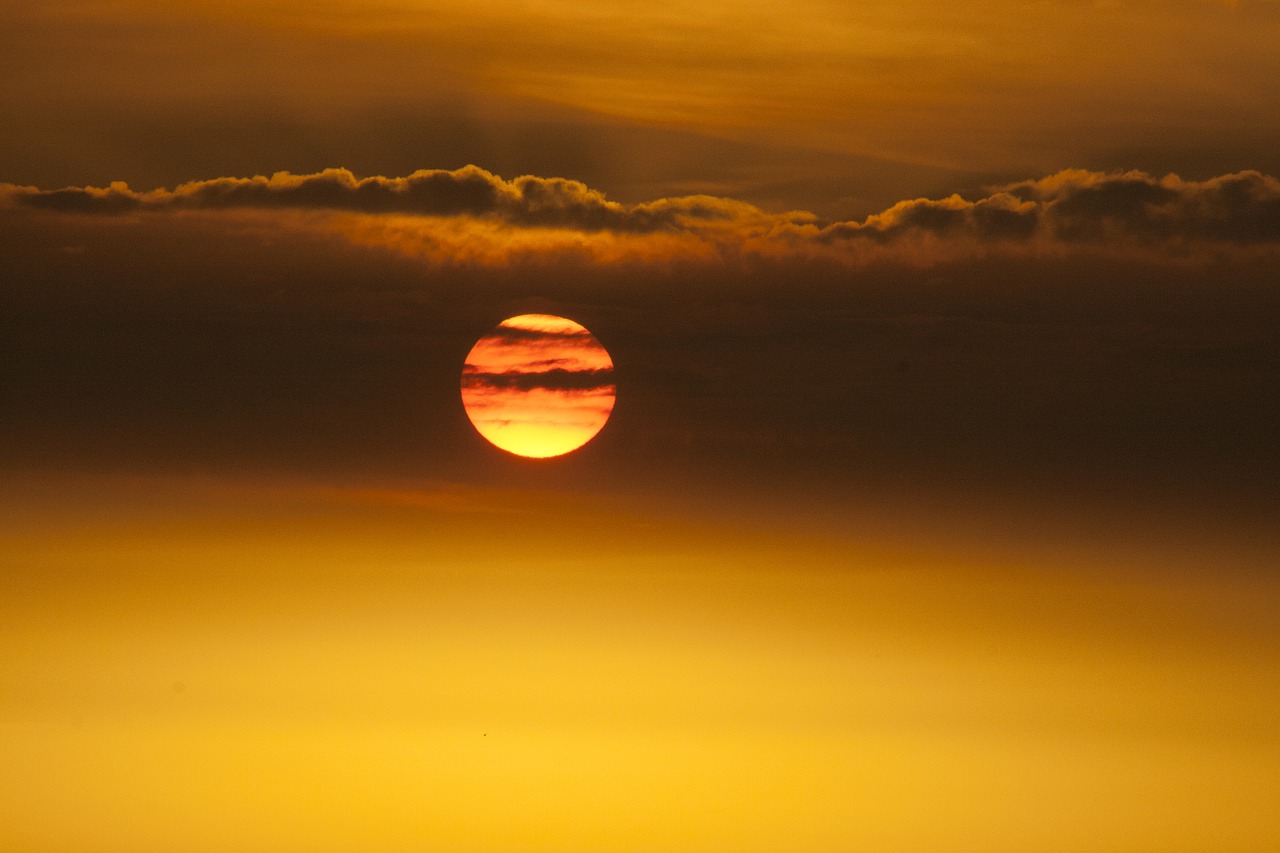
left=461, top=367, right=616, bottom=394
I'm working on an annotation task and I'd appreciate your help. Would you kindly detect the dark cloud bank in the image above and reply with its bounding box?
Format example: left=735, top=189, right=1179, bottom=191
left=2, top=166, right=1278, bottom=526
left=6, top=166, right=1280, bottom=245
left=5, top=167, right=705, bottom=233
left=827, top=169, right=1280, bottom=245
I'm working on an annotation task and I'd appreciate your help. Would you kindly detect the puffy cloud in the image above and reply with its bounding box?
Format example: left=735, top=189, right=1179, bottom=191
left=817, top=169, right=1280, bottom=245
left=817, top=192, right=1040, bottom=243
left=3, top=167, right=705, bottom=233
left=5, top=166, right=1280, bottom=252
left=1021, top=169, right=1280, bottom=243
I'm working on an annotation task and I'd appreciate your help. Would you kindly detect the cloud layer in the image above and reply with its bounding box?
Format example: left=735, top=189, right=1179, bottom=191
left=461, top=368, right=616, bottom=393
left=3, top=167, right=734, bottom=234
left=822, top=168, right=1280, bottom=245
left=3, top=160, right=1277, bottom=505
left=5, top=166, right=1280, bottom=253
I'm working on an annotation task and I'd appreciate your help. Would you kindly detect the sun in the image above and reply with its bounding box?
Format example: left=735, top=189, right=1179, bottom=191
left=460, top=314, right=616, bottom=458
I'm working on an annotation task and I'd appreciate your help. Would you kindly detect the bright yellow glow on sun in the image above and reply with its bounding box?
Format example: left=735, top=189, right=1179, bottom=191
left=461, top=314, right=616, bottom=458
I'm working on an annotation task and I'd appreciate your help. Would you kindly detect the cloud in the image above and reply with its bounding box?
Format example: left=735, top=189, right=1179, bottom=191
left=3, top=167, right=709, bottom=234
left=4, top=167, right=1280, bottom=255
left=461, top=367, right=616, bottom=393
left=3, top=168, right=1277, bottom=503
left=816, top=169, right=1280, bottom=245
left=485, top=324, right=597, bottom=346
left=1026, top=169, right=1280, bottom=243
left=816, top=192, right=1040, bottom=243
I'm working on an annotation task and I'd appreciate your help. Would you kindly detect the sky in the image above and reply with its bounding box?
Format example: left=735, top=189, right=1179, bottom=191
left=2, top=2, right=1279, bottom=851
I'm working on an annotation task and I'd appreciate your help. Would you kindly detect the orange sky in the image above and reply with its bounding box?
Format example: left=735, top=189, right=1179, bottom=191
left=2, top=2, right=1278, bottom=851
left=4, top=1, right=1277, bottom=213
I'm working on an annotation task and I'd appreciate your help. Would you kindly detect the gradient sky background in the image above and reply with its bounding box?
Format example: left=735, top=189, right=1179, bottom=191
left=2, top=2, right=1279, bottom=851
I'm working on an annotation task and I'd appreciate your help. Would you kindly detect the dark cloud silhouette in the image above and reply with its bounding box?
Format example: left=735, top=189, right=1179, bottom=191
left=4, top=167, right=1279, bottom=253
left=1015, top=169, right=1280, bottom=243
left=524, top=358, right=586, bottom=369
left=4, top=167, right=694, bottom=233
left=461, top=367, right=616, bottom=393
left=486, top=324, right=597, bottom=346
left=818, top=169, right=1280, bottom=245
left=14, top=184, right=144, bottom=215
left=817, top=192, right=1039, bottom=243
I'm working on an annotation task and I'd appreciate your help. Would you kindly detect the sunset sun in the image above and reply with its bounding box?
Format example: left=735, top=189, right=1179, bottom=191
left=460, top=314, right=616, bottom=458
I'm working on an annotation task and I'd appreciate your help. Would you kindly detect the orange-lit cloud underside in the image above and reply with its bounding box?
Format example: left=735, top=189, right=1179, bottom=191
left=461, top=314, right=615, bottom=458
left=7, top=166, right=1279, bottom=264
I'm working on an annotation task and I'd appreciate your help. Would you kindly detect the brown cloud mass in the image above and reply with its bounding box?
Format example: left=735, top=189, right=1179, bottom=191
left=3, top=167, right=726, bottom=233
left=6, top=167, right=1279, bottom=251
left=2, top=162, right=1277, bottom=515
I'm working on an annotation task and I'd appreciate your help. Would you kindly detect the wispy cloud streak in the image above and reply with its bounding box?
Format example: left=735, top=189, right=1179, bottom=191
left=461, top=367, right=616, bottom=394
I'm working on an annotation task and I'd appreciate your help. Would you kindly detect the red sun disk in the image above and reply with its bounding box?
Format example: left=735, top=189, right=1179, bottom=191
left=460, top=314, right=616, bottom=458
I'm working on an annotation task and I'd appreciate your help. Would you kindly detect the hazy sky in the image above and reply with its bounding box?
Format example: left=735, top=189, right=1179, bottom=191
left=2, top=2, right=1278, bottom=851
left=5, top=1, right=1279, bottom=213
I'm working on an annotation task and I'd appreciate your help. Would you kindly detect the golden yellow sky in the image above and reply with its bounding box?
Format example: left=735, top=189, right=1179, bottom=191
left=2, top=2, right=1278, bottom=851
left=3, top=475, right=1278, bottom=852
